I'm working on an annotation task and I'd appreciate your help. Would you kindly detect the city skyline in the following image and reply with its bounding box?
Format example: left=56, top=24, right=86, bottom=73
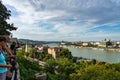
left=2, top=0, right=120, bottom=41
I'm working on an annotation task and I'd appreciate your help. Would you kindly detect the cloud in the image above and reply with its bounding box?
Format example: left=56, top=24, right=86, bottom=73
left=29, top=0, right=120, bottom=24
left=2, top=0, right=120, bottom=41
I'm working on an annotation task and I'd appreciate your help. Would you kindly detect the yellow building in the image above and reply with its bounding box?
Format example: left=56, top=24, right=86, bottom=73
left=48, top=47, right=61, bottom=59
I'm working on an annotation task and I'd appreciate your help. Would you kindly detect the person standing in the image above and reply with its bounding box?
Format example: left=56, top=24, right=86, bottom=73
left=0, top=37, right=12, bottom=80
left=1, top=35, right=15, bottom=57
left=10, top=41, right=17, bottom=55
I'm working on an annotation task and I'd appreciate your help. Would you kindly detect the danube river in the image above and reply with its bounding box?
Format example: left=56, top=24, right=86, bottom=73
left=44, top=43, right=120, bottom=63
left=65, top=46, right=120, bottom=63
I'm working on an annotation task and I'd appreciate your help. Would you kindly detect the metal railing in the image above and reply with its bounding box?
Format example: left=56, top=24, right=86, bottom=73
left=11, top=63, right=20, bottom=80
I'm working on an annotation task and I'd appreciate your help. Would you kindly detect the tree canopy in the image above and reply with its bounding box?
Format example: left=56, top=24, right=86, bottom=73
left=0, top=1, right=17, bottom=35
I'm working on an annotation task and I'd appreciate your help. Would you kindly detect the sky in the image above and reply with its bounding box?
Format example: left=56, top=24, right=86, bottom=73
left=2, top=0, right=120, bottom=41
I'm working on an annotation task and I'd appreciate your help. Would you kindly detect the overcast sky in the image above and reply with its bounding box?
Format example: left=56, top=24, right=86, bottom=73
left=2, top=0, right=120, bottom=41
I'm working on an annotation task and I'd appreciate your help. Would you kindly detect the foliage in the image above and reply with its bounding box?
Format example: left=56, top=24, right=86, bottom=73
left=17, top=50, right=42, bottom=80
left=44, top=57, right=120, bottom=80
left=70, top=65, right=120, bottom=80
left=17, top=46, right=120, bottom=80
left=0, top=1, right=17, bottom=35
left=44, top=58, right=58, bottom=74
left=111, top=63, right=120, bottom=72
left=43, top=53, right=52, bottom=61
left=47, top=73, right=68, bottom=80
left=56, top=58, right=76, bottom=75
left=59, top=48, right=72, bottom=59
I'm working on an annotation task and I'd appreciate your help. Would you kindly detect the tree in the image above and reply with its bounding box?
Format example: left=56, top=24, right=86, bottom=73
left=44, top=59, right=58, bottom=74
left=59, top=48, right=72, bottom=59
left=0, top=1, right=17, bottom=35
left=106, top=40, right=112, bottom=48
left=57, top=58, right=76, bottom=75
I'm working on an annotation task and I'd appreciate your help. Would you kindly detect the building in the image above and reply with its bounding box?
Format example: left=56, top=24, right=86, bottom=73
left=48, top=47, right=62, bottom=59
left=35, top=46, right=49, bottom=53
left=82, top=42, right=88, bottom=47
left=115, top=42, right=120, bottom=48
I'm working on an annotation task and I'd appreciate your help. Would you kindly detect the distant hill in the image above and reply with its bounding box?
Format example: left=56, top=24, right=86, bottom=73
left=18, top=38, right=61, bottom=45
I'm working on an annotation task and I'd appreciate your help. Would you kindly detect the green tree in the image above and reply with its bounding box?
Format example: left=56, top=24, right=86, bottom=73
left=70, top=65, right=120, bottom=80
left=44, top=59, right=58, bottom=74
left=57, top=58, right=75, bottom=75
left=17, top=50, right=42, bottom=80
left=59, top=48, right=72, bottom=59
left=0, top=1, right=17, bottom=35
left=111, top=63, right=120, bottom=72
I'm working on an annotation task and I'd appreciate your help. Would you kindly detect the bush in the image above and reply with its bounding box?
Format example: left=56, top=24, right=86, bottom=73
left=17, top=50, right=42, bottom=80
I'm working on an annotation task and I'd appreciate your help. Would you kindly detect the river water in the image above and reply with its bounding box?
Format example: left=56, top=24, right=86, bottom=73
left=44, top=43, right=120, bottom=63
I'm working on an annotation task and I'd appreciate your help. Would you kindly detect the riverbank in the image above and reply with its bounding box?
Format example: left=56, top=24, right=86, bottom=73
left=105, top=48, right=120, bottom=52
left=43, top=43, right=120, bottom=63
left=66, top=45, right=120, bottom=52
left=64, top=46, right=120, bottom=63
